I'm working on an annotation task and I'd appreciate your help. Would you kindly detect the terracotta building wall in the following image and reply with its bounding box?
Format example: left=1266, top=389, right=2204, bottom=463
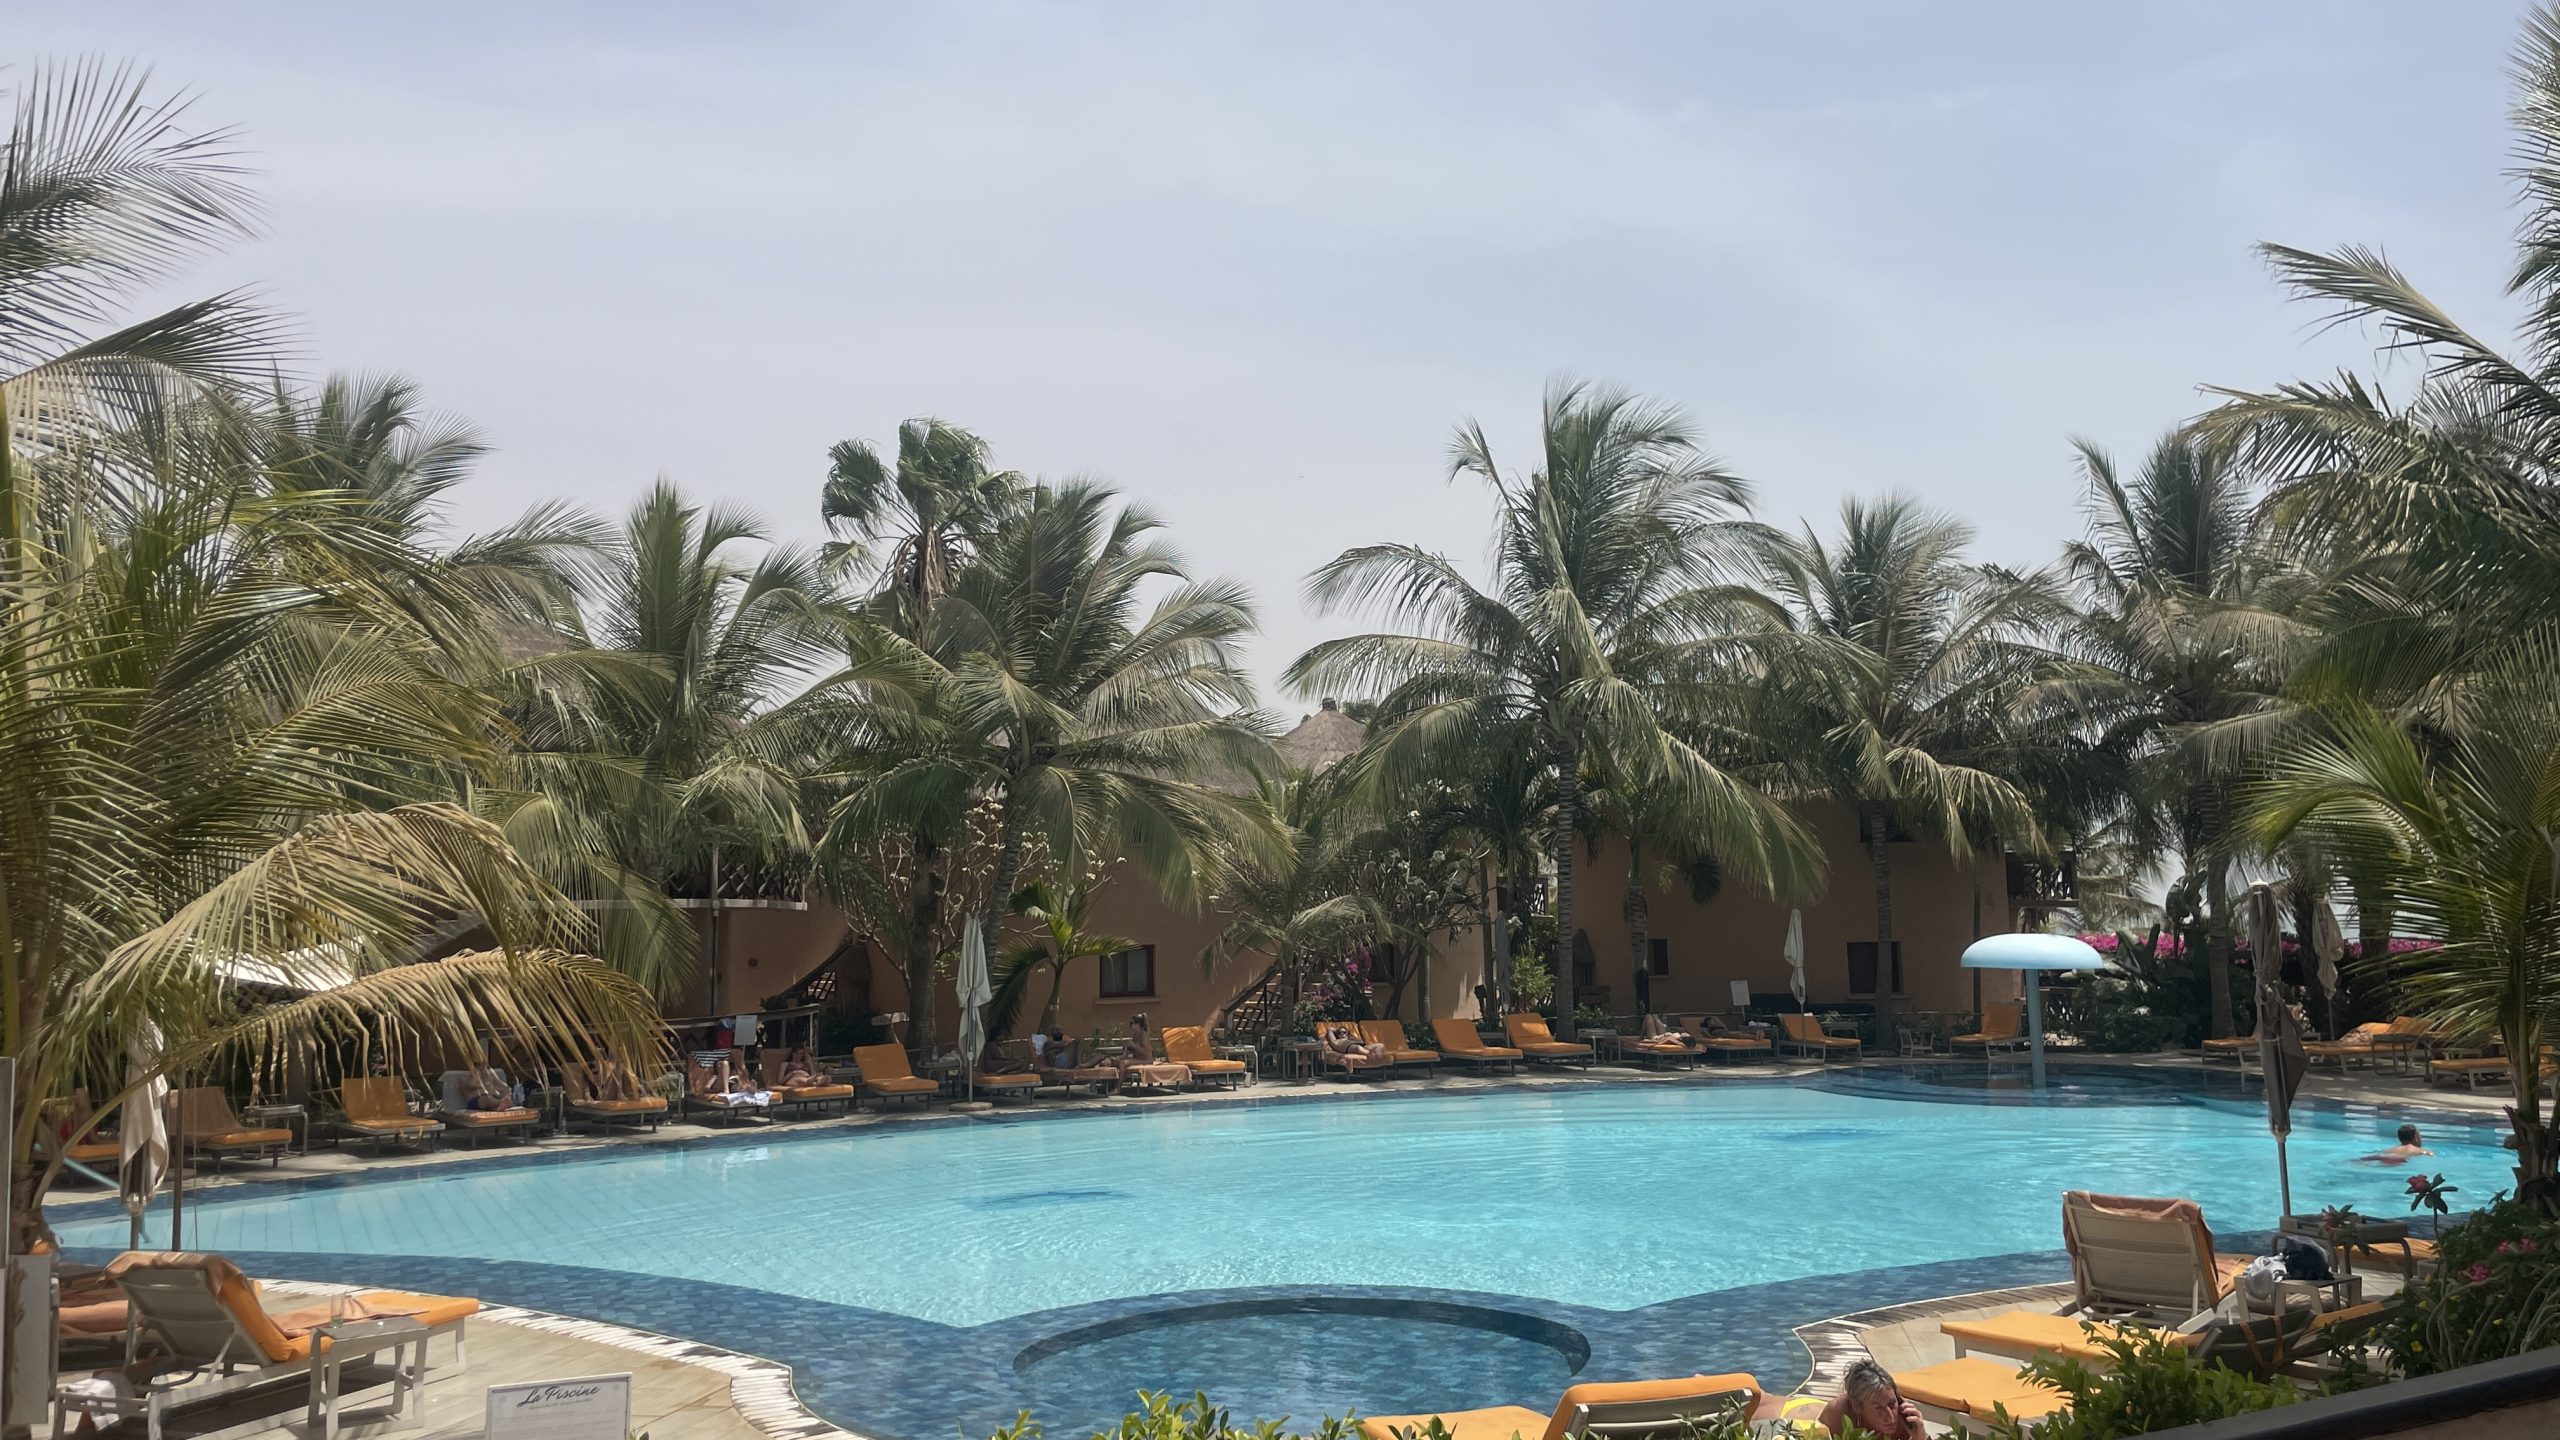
left=1566, top=805, right=2022, bottom=1018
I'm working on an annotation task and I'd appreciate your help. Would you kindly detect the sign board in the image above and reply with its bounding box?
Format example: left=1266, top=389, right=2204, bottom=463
left=487, top=1374, right=632, bottom=1440
left=1728, top=980, right=1751, bottom=1008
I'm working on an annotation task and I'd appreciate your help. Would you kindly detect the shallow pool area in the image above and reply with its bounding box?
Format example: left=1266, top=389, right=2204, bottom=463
left=53, top=1068, right=2518, bottom=1438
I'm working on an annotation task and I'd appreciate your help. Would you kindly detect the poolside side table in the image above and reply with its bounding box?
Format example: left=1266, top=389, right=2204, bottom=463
left=242, top=1102, right=309, bottom=1154
left=1280, top=1039, right=1322, bottom=1083
left=1214, top=1043, right=1260, bottom=1086
left=1583, top=1029, right=1622, bottom=1063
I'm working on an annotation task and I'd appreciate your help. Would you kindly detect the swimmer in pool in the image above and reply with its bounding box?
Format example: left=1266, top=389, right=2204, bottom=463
left=2357, top=1123, right=2435, bottom=1165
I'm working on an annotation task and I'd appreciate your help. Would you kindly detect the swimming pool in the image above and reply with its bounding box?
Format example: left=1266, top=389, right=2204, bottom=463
left=53, top=1069, right=2517, bottom=1437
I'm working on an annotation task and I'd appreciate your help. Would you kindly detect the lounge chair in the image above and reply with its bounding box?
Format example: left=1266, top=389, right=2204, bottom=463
left=335, top=1077, right=444, bottom=1153
left=1952, top=1001, right=2028, bottom=1058
left=1162, top=1026, right=1253, bottom=1088
left=175, top=1088, right=294, bottom=1169
left=1504, top=1013, right=1595, bottom=1067
left=1677, top=1017, right=1773, bottom=1064
left=2200, top=1032, right=2258, bottom=1064
left=1033, top=1044, right=1122, bottom=1096
left=86, top=1251, right=477, bottom=1440
left=2061, top=1190, right=2257, bottom=1321
left=1775, top=1013, right=1861, bottom=1063
left=2303, top=1021, right=2391, bottom=1069
left=1358, top=1021, right=1443, bottom=1076
left=1893, top=1355, right=2068, bottom=1427
left=1314, top=1024, right=1396, bottom=1079
left=560, top=1061, right=667, bottom=1132
left=1359, top=1374, right=1762, bottom=1440
left=1941, top=1303, right=2341, bottom=1382
left=2365, top=1015, right=2445, bottom=1073
left=960, top=1062, right=1044, bottom=1103
left=2426, top=1048, right=2556, bottom=1089
left=1624, top=1018, right=1703, bottom=1069
left=435, top=1070, right=544, bottom=1146
left=40, top=1093, right=126, bottom=1187
left=852, top=1043, right=941, bottom=1109
left=758, top=1054, right=858, bottom=1116
left=680, top=1053, right=773, bottom=1124
left=1431, top=1019, right=1522, bottom=1074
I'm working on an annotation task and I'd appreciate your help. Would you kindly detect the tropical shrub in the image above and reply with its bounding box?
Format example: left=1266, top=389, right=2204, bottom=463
left=1954, top=1327, right=2295, bottom=1438
left=986, top=1393, right=1361, bottom=1440
left=2386, top=1193, right=2560, bottom=1375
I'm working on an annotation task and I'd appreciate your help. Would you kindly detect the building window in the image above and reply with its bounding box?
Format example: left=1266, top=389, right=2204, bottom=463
left=1099, top=945, right=1156, bottom=998
left=1647, top=938, right=1670, bottom=977
left=1847, top=941, right=1903, bottom=997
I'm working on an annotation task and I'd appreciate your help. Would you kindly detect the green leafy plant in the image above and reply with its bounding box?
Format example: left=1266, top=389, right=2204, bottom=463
left=1954, top=1326, right=2296, bottom=1439
left=2386, top=1192, right=2560, bottom=1375
left=1574, top=1003, right=1615, bottom=1033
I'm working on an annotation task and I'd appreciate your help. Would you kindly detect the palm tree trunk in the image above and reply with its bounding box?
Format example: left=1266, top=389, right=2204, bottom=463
left=1478, top=857, right=1500, bottom=1022
left=906, top=828, right=944, bottom=1057
left=1868, top=806, right=1898, bottom=1039
left=2205, top=865, right=2237, bottom=1040
left=1041, top=961, right=1067, bottom=1033
left=1625, top=836, right=1650, bottom=1015
left=980, top=807, right=1027, bottom=1001
left=1552, top=748, right=1581, bottom=1037
left=1415, top=933, right=1431, bottom=1025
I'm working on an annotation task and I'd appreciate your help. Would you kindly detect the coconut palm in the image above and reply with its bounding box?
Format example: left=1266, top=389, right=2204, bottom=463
left=986, top=876, right=1135, bottom=1046
left=562, top=481, right=842, bottom=1005
left=2245, top=632, right=2560, bottom=1213
left=1, top=400, right=669, bottom=1263
left=826, top=481, right=1275, bottom=1047
left=1750, top=496, right=2043, bottom=1038
left=2045, top=434, right=2310, bottom=1038
left=1199, top=772, right=1378, bottom=1031
left=1292, top=380, right=1817, bottom=1034
left=3, top=59, right=284, bottom=445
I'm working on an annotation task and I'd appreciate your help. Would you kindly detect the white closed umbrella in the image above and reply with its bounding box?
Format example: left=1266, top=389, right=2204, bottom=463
left=956, top=915, right=991, bottom=1103
left=122, top=1025, right=170, bottom=1248
left=1784, top=909, right=1807, bottom=1008
left=2311, top=898, right=2347, bottom=1025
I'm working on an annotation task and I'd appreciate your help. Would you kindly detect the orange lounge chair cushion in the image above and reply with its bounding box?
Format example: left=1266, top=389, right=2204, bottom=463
left=1360, top=1022, right=1440, bottom=1063
left=1704, top=1034, right=1770, bottom=1051
left=446, top=1107, right=541, bottom=1127
left=1431, top=1020, right=1521, bottom=1058
left=1160, top=1026, right=1221, bottom=1065
left=854, top=1044, right=929, bottom=1085
left=2201, top=1036, right=2257, bottom=1051
left=865, top=1075, right=940, bottom=1094
left=196, top=1128, right=293, bottom=1150
left=108, top=1252, right=304, bottom=1365
left=2346, top=1236, right=2437, bottom=1272
left=64, top=1141, right=122, bottom=1163
left=1895, top=1356, right=2065, bottom=1421
left=972, top=1073, right=1041, bottom=1090
left=774, top=1083, right=857, bottom=1101
left=575, top=1095, right=666, bottom=1113
left=1503, top=1014, right=1595, bottom=1056
left=345, top=1117, right=441, bottom=1135
left=1778, top=1015, right=1859, bottom=1048
left=1360, top=1374, right=1761, bottom=1440
left=1943, top=1310, right=2189, bottom=1364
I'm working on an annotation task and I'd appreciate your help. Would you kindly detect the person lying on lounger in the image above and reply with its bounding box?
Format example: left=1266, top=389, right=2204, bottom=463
left=1042, top=1030, right=1083, bottom=1069
left=1320, top=1022, right=1389, bottom=1064
left=1635, top=1015, right=1696, bottom=1051
left=710, top=1059, right=772, bottom=1106
left=1102, top=1016, right=1164, bottom=1079
left=2357, top=1123, right=2435, bottom=1165
left=465, top=1067, right=523, bottom=1110
left=778, top=1048, right=824, bottom=1088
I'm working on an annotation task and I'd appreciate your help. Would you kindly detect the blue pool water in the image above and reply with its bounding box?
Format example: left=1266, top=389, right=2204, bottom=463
left=63, top=1071, right=2513, bottom=1330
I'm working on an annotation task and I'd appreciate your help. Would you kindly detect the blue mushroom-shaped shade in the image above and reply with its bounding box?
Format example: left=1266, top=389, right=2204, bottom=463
left=1960, top=933, right=2107, bottom=972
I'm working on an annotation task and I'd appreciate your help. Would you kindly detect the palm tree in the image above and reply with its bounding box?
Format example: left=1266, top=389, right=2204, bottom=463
left=822, top=417, right=1022, bottom=630
left=1199, top=773, right=1377, bottom=1032
left=828, top=481, right=1275, bottom=1047
left=1750, top=496, right=2042, bottom=1038
left=986, top=877, right=1134, bottom=1046
left=2245, top=634, right=2560, bottom=1213
left=1, top=398, right=669, bottom=1261
left=2046, top=435, right=2308, bottom=1038
left=570, top=481, right=840, bottom=1007
left=1292, top=379, right=1817, bottom=1034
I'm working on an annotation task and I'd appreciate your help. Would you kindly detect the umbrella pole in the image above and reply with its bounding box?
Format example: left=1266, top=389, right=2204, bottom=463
left=2026, top=969, right=2046, bottom=1091
left=2277, top=1134, right=2293, bottom=1219
left=167, top=1090, right=185, bottom=1251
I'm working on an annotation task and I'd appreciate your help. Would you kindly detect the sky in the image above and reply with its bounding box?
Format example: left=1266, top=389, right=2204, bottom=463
left=26, top=2, right=2540, bottom=703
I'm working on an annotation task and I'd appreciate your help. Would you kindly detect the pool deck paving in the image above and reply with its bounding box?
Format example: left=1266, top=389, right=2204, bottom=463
left=44, top=1049, right=2515, bottom=1440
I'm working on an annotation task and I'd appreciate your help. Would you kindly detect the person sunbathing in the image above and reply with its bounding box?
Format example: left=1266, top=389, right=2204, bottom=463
left=593, top=1057, right=641, bottom=1101
left=1320, top=1022, right=1389, bottom=1065
left=465, top=1067, right=522, bottom=1111
left=1635, top=1014, right=1697, bottom=1051
left=1041, top=1030, right=1084, bottom=1070
left=777, top=1048, right=824, bottom=1088
left=709, top=1059, right=772, bottom=1106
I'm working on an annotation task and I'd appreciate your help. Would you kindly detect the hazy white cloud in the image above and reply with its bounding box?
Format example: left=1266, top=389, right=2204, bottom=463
left=18, top=0, right=2540, bottom=693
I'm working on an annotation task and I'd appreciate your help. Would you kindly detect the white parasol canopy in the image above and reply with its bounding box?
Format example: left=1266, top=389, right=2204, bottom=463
left=122, top=1025, right=170, bottom=1247
left=1784, top=909, right=1806, bottom=1007
left=956, top=915, right=992, bottom=1102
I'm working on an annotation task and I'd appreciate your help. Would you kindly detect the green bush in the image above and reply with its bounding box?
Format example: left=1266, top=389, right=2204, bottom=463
left=2386, top=1193, right=2560, bottom=1375
left=1954, top=1327, right=2296, bottom=1438
left=984, top=1393, right=1821, bottom=1440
